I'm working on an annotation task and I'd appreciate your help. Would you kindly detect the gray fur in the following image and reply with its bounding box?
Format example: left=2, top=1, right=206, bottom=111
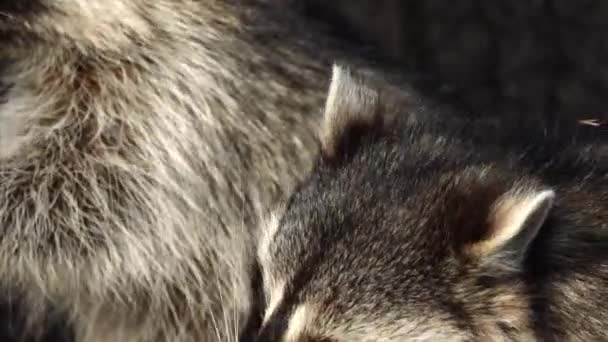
left=256, top=65, right=608, bottom=341
left=0, top=1, right=401, bottom=341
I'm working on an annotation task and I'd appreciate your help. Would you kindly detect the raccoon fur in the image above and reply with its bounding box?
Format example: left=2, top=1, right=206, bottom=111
left=0, top=1, right=414, bottom=341
left=255, top=65, right=608, bottom=341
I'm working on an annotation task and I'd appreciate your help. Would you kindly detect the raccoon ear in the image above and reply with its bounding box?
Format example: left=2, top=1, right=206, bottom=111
left=469, top=189, right=555, bottom=261
left=321, top=64, right=383, bottom=159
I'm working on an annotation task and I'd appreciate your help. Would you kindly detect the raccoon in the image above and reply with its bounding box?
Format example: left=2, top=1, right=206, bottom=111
left=254, top=65, right=608, bottom=341
left=0, top=1, right=415, bottom=341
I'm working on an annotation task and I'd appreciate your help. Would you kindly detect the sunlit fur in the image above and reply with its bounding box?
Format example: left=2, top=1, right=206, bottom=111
left=0, top=1, right=392, bottom=341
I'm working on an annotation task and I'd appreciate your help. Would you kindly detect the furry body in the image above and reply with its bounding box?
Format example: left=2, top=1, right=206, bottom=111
left=0, top=1, right=398, bottom=341
left=256, top=66, right=608, bottom=341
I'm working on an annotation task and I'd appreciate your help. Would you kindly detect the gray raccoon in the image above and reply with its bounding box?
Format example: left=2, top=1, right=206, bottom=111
left=255, top=65, right=608, bottom=341
left=0, top=1, right=406, bottom=341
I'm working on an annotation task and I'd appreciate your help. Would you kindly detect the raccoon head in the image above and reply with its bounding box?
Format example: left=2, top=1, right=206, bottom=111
left=0, top=0, right=203, bottom=57
left=254, top=65, right=555, bottom=341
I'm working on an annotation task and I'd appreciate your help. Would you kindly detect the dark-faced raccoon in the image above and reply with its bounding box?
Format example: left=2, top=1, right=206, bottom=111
left=255, top=65, right=608, bottom=341
left=0, top=1, right=425, bottom=341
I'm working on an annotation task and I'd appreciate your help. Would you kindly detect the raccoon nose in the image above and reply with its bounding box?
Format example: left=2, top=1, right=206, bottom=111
left=0, top=0, right=42, bottom=15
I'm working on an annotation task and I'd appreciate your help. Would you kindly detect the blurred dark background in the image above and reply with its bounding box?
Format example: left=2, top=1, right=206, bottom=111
left=299, top=0, right=608, bottom=126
